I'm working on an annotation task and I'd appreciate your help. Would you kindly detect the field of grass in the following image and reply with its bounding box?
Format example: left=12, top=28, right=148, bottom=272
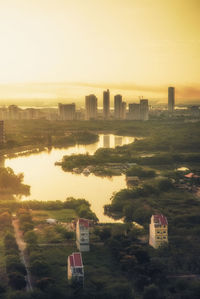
left=32, top=209, right=77, bottom=223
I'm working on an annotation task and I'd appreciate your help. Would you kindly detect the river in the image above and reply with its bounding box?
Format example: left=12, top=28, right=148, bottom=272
left=5, top=134, right=134, bottom=222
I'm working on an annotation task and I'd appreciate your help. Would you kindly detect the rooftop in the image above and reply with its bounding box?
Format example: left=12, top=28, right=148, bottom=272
left=153, top=214, right=168, bottom=226
left=78, top=218, right=89, bottom=228
left=69, top=252, right=83, bottom=268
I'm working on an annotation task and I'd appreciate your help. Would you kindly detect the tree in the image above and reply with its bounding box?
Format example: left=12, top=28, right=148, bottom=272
left=24, top=231, right=38, bottom=244
left=143, top=284, right=160, bottom=299
left=30, top=260, right=50, bottom=277
left=8, top=272, right=26, bottom=290
left=36, top=277, right=55, bottom=291
left=0, top=167, right=30, bottom=197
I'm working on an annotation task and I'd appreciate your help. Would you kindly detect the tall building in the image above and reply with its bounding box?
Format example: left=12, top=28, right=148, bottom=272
left=121, top=102, right=127, bottom=119
left=0, top=121, right=5, bottom=145
left=67, top=252, right=84, bottom=285
left=128, top=103, right=140, bottom=120
left=103, top=89, right=110, bottom=119
left=58, top=103, right=76, bottom=120
left=168, top=87, right=175, bottom=113
left=85, top=95, right=98, bottom=120
left=76, top=218, right=90, bottom=252
left=8, top=105, right=21, bottom=120
left=149, top=214, right=168, bottom=249
left=140, top=99, right=149, bottom=121
left=114, top=94, right=122, bottom=119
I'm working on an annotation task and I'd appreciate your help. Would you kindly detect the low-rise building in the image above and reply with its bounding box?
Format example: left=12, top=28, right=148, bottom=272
left=67, top=252, right=84, bottom=285
left=149, top=214, right=168, bottom=248
left=76, top=218, right=90, bottom=252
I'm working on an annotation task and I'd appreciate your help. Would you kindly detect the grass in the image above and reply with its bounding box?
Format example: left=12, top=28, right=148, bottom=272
left=32, top=208, right=77, bottom=223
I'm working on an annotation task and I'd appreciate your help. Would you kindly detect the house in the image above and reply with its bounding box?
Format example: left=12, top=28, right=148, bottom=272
left=67, top=252, right=84, bottom=285
left=149, top=214, right=168, bottom=249
left=76, top=218, right=90, bottom=252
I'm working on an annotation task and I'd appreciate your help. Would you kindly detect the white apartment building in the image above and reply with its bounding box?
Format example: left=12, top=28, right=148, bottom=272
left=67, top=252, right=84, bottom=285
left=149, top=214, right=168, bottom=249
left=76, top=218, right=90, bottom=252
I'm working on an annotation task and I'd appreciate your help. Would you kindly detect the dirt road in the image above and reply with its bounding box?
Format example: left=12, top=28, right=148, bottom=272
left=12, top=219, right=33, bottom=292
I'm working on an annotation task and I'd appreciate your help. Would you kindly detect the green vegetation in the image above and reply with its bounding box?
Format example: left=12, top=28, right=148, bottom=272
left=0, top=212, right=27, bottom=294
left=126, top=166, right=156, bottom=178
left=0, top=167, right=30, bottom=199
left=1, top=120, right=102, bottom=152
left=61, top=120, right=200, bottom=173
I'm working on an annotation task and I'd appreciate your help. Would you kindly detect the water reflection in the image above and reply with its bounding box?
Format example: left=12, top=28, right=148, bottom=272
left=5, top=134, right=134, bottom=222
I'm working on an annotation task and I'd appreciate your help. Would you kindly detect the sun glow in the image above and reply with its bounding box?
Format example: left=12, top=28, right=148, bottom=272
left=0, top=0, right=199, bottom=99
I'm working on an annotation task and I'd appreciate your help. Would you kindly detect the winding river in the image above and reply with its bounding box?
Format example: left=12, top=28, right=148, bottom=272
left=5, top=134, right=134, bottom=222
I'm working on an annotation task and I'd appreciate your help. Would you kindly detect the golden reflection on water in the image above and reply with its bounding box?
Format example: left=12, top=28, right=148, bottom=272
left=5, top=135, right=134, bottom=222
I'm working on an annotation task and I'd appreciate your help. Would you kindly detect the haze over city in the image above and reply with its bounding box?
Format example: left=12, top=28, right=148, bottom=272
left=0, top=0, right=199, bottom=104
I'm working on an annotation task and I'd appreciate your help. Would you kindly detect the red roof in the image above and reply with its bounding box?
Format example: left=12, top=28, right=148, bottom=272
left=69, top=252, right=83, bottom=268
left=185, top=172, right=194, bottom=178
left=78, top=218, right=89, bottom=228
left=153, top=214, right=168, bottom=226
left=184, top=173, right=199, bottom=178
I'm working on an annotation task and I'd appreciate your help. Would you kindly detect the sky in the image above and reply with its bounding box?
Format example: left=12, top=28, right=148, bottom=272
left=0, top=0, right=199, bottom=101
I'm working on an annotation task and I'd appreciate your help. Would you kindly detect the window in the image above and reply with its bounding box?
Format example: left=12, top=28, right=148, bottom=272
left=75, top=268, right=83, bottom=274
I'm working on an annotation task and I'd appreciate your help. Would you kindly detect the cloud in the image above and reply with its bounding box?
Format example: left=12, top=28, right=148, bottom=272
left=70, top=81, right=167, bottom=93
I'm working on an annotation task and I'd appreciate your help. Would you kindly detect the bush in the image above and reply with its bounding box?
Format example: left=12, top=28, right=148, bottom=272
left=36, top=277, right=55, bottom=291
left=30, top=260, right=50, bottom=277
left=24, top=231, right=38, bottom=244
left=8, top=272, right=26, bottom=290
left=6, top=261, right=27, bottom=276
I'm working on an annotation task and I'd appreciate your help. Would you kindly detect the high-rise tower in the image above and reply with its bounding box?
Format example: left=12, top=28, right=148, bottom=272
left=140, top=99, right=149, bottom=121
left=103, top=89, right=110, bottom=119
left=85, top=95, right=98, bottom=120
left=0, top=121, right=5, bottom=145
left=58, top=103, right=76, bottom=120
left=114, top=94, right=122, bottom=119
left=168, top=87, right=175, bottom=113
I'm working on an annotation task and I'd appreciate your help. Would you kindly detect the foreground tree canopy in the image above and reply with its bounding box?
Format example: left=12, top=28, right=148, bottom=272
left=0, top=167, right=30, bottom=198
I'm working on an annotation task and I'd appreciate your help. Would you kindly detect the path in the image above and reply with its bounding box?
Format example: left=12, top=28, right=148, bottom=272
left=12, top=219, right=33, bottom=292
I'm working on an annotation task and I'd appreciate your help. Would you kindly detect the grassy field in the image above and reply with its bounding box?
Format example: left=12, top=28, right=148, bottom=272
left=32, top=209, right=77, bottom=223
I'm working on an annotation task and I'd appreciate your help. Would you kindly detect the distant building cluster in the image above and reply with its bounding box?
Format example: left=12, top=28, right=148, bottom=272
left=0, top=86, right=200, bottom=122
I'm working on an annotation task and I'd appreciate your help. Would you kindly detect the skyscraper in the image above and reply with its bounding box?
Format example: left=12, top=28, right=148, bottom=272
left=0, top=121, right=5, bottom=145
left=140, top=99, right=149, bottom=121
left=168, top=87, right=175, bottom=113
left=121, top=101, right=127, bottom=119
left=128, top=103, right=140, bottom=120
left=114, top=94, right=122, bottom=119
left=103, top=89, right=110, bottom=119
left=58, top=103, right=76, bottom=120
left=85, top=95, right=98, bottom=120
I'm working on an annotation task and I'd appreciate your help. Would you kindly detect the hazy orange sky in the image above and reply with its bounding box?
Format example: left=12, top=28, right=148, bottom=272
left=0, top=0, right=199, bottom=100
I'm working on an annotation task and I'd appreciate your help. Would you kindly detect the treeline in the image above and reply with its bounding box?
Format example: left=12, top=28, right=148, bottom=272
left=0, top=212, right=27, bottom=293
left=52, top=131, right=99, bottom=147
left=62, top=148, right=200, bottom=171
left=0, top=198, right=98, bottom=222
